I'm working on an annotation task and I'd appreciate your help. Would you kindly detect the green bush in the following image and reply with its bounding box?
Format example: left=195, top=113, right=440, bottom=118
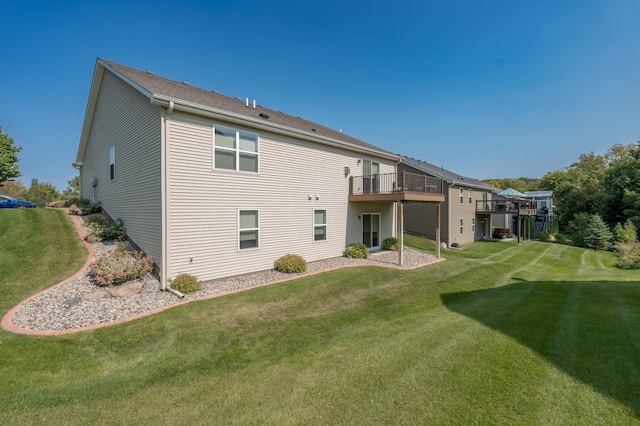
left=169, top=273, right=202, bottom=294
left=538, top=231, right=551, bottom=242
left=85, top=216, right=126, bottom=243
left=274, top=254, right=307, bottom=273
left=344, top=243, right=368, bottom=259
left=614, top=242, right=640, bottom=270
left=383, top=237, right=398, bottom=251
left=66, top=198, right=102, bottom=215
left=90, top=245, right=154, bottom=286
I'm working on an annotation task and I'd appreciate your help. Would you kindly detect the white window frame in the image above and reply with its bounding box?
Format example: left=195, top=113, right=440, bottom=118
left=459, top=188, right=464, bottom=204
left=109, top=146, right=115, bottom=180
left=313, top=209, right=327, bottom=242
left=213, top=125, right=259, bottom=173
left=459, top=218, right=464, bottom=234
left=468, top=188, right=473, bottom=205
left=238, top=209, right=260, bottom=250
left=471, top=217, right=476, bottom=233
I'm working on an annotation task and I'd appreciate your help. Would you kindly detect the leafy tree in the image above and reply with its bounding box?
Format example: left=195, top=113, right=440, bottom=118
left=0, top=180, right=27, bottom=198
left=614, top=219, right=638, bottom=243
left=601, top=142, right=640, bottom=226
left=541, top=152, right=607, bottom=229
left=25, top=178, right=61, bottom=207
left=584, top=214, right=613, bottom=251
left=0, top=126, right=21, bottom=184
left=62, top=175, right=80, bottom=199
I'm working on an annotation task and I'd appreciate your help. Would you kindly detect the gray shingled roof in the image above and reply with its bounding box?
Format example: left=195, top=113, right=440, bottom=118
left=101, top=59, right=395, bottom=157
left=401, top=156, right=499, bottom=192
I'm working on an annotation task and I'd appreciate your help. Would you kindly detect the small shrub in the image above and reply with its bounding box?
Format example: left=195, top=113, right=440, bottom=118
left=614, top=242, right=640, bottom=270
left=344, top=242, right=368, bottom=259
left=85, top=217, right=126, bottom=242
left=274, top=254, right=307, bottom=273
left=82, top=201, right=102, bottom=215
left=383, top=237, right=398, bottom=251
left=65, top=198, right=101, bottom=215
left=90, top=247, right=154, bottom=286
left=67, top=205, right=82, bottom=215
left=538, top=231, right=551, bottom=242
left=169, top=273, right=202, bottom=294
left=48, top=200, right=67, bottom=208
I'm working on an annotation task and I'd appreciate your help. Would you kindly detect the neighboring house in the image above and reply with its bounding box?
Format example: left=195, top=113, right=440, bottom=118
left=74, top=59, right=443, bottom=287
left=523, top=190, right=554, bottom=233
left=398, top=157, right=502, bottom=245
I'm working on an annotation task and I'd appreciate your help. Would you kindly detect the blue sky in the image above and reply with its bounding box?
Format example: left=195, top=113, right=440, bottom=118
left=1, top=0, right=639, bottom=191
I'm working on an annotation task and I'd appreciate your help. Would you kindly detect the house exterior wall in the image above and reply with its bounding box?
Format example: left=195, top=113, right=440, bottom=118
left=447, top=185, right=495, bottom=245
left=165, top=111, right=396, bottom=281
left=79, top=70, right=163, bottom=267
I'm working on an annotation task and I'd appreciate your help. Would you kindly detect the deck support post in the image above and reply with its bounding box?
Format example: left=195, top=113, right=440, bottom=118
left=436, top=202, right=441, bottom=258
left=397, top=201, right=404, bottom=266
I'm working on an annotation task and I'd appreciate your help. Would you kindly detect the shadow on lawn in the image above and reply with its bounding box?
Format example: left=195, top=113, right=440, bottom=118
left=441, top=279, right=640, bottom=416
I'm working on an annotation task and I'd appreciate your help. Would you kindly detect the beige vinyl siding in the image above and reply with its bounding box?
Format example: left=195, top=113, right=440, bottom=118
left=166, top=111, right=395, bottom=281
left=79, top=70, right=163, bottom=266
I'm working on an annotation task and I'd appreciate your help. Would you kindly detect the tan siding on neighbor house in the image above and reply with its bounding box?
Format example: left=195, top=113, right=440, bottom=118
left=79, top=70, right=163, bottom=266
left=166, top=111, right=396, bottom=281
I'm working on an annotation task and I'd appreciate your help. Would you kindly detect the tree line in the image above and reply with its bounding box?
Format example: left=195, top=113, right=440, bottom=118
left=486, top=141, right=640, bottom=233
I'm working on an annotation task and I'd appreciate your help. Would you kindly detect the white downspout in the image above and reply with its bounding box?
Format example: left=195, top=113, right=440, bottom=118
left=160, top=101, right=174, bottom=292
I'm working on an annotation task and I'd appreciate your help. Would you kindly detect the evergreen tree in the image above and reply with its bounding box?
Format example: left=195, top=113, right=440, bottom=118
left=584, top=214, right=613, bottom=251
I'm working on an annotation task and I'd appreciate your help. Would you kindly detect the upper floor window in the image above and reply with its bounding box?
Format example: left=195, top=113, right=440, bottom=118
left=468, top=189, right=472, bottom=204
left=109, top=146, right=115, bottom=180
left=459, top=188, right=464, bottom=204
left=214, top=125, right=259, bottom=173
left=313, top=209, right=327, bottom=241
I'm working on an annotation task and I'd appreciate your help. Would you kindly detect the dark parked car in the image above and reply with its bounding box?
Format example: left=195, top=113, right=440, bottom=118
left=0, top=194, right=36, bottom=208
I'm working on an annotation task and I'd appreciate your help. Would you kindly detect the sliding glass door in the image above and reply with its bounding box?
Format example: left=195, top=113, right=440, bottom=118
left=362, top=213, right=380, bottom=249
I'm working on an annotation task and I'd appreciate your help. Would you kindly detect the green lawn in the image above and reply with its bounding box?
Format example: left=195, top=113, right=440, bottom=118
left=1, top=214, right=639, bottom=424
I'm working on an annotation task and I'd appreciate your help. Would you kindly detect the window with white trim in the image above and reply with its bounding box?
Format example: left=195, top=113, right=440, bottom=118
left=214, top=125, right=259, bottom=172
left=468, top=188, right=473, bottom=204
left=471, top=217, right=475, bottom=233
left=459, top=218, right=464, bottom=234
left=109, top=146, right=115, bottom=180
left=459, top=188, right=464, bottom=204
left=313, top=209, right=327, bottom=241
left=238, top=210, right=259, bottom=249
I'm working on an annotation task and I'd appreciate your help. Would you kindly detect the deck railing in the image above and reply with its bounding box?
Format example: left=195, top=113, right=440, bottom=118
left=349, top=171, right=443, bottom=196
left=475, top=199, right=538, bottom=214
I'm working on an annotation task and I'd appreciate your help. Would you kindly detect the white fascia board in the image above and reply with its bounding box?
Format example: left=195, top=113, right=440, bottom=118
left=76, top=61, right=106, bottom=163
left=152, top=95, right=400, bottom=162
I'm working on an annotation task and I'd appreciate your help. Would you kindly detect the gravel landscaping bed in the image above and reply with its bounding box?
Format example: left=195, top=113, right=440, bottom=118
left=8, top=217, right=441, bottom=332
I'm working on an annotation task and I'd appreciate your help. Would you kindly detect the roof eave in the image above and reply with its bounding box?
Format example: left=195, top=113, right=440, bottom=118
left=152, top=94, right=400, bottom=161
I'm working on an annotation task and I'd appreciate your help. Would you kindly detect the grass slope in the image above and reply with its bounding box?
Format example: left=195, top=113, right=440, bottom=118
left=1, top=221, right=639, bottom=424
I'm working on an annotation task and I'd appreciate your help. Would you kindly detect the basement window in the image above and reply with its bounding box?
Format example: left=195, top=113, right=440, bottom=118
left=239, top=209, right=259, bottom=250
left=109, top=146, right=115, bottom=180
left=313, top=209, right=327, bottom=242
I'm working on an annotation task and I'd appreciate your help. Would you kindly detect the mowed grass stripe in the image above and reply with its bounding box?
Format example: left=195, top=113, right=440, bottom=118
left=1, top=217, right=639, bottom=424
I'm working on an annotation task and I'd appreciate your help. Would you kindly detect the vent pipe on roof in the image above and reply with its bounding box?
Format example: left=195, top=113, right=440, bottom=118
left=245, top=98, right=249, bottom=107
left=253, top=100, right=256, bottom=109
